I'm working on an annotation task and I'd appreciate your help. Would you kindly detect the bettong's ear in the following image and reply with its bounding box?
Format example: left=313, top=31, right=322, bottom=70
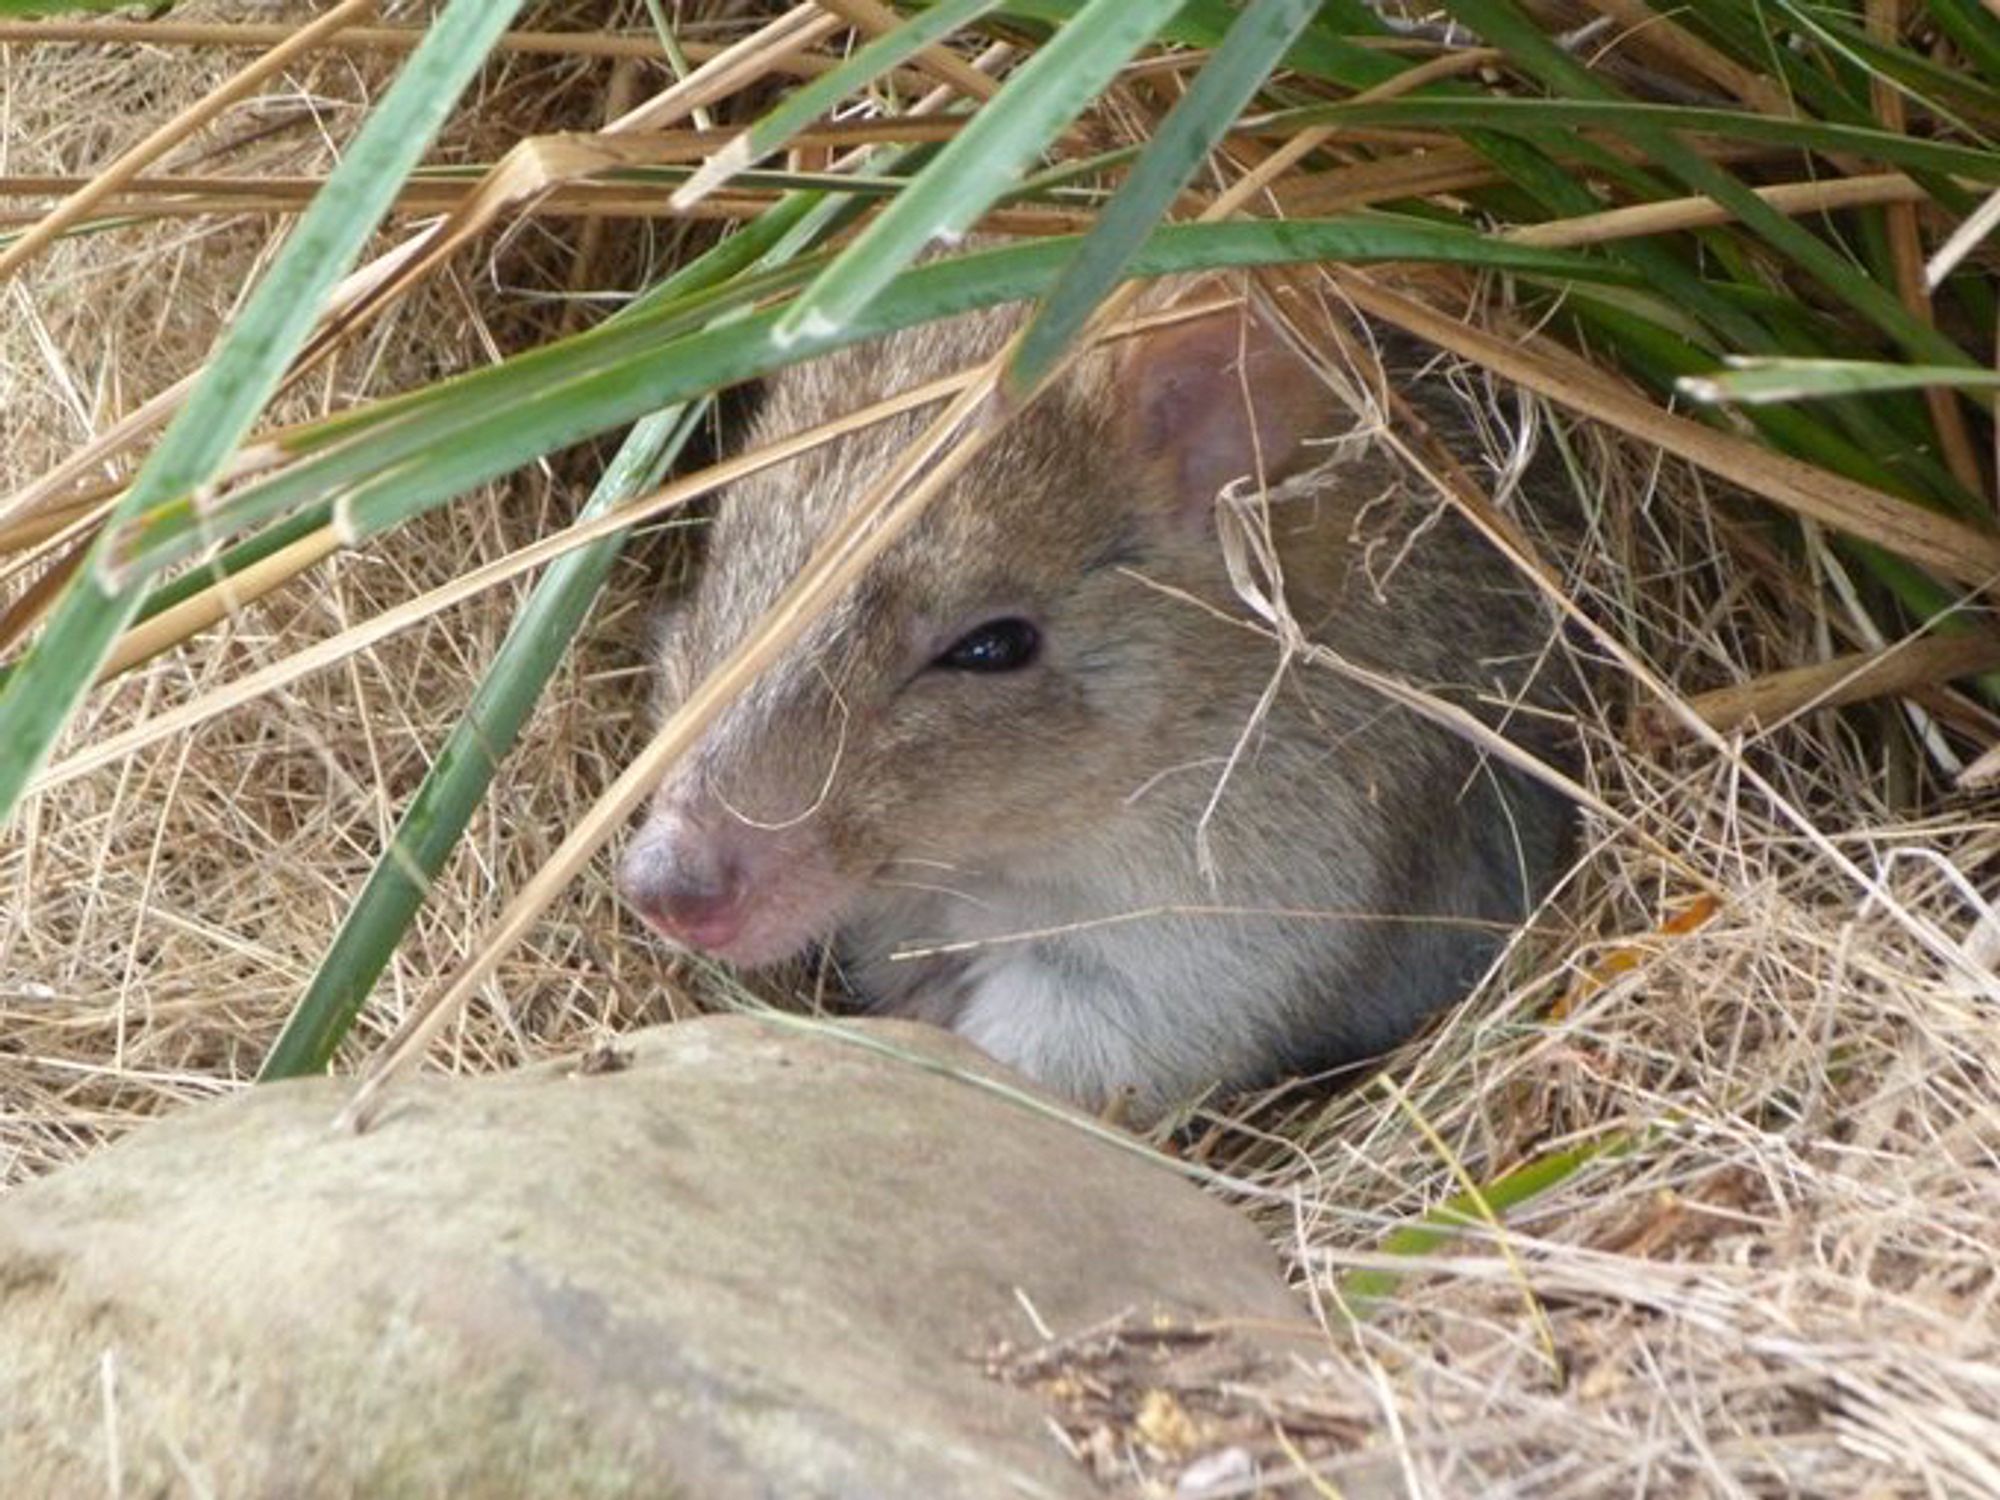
left=1118, top=296, right=1336, bottom=530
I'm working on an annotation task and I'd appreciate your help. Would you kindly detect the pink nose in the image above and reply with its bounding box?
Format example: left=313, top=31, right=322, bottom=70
left=618, top=821, right=748, bottom=953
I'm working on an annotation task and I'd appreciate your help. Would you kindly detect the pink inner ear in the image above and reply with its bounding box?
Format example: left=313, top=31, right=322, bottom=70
left=1122, top=304, right=1335, bottom=529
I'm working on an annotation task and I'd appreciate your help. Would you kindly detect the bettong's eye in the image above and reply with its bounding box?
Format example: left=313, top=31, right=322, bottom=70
left=933, top=618, right=1041, bottom=673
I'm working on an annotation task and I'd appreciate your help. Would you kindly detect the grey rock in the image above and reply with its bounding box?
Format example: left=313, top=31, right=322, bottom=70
left=0, top=1015, right=1308, bottom=1498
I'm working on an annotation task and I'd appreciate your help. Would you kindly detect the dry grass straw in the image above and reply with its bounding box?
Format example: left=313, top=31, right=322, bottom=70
left=1, top=0, right=705, bottom=1175
left=3, top=3, right=1999, bottom=1494
left=1182, top=444, right=2000, bottom=1494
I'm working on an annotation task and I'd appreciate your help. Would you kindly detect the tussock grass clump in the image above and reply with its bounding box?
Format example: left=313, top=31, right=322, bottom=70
left=3, top=1, right=1998, bottom=1492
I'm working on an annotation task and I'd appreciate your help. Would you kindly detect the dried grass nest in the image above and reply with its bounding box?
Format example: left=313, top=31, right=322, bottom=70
left=3, top=4, right=1998, bottom=1495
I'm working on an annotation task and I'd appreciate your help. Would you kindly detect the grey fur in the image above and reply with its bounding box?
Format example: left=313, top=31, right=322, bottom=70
left=621, top=291, right=1572, bottom=1115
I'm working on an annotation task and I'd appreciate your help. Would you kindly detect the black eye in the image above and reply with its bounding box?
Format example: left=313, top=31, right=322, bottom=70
left=934, top=618, right=1041, bottom=673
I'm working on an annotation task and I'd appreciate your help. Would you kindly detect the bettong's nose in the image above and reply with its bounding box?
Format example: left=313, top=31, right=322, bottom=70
left=617, top=815, right=749, bottom=952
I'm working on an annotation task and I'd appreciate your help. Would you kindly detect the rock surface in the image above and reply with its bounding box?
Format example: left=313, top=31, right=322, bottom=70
left=0, top=1015, right=1309, bottom=1498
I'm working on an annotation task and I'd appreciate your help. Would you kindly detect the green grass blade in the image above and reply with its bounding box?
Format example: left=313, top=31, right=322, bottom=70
left=1005, top=0, right=1322, bottom=398
left=1564, top=291, right=1966, bottom=508
left=1766, top=0, right=2000, bottom=129
left=1927, top=0, right=2000, bottom=85
left=1681, top=0, right=1882, bottom=120
left=1682, top=358, right=2000, bottom=405
left=0, top=0, right=129, bottom=13
left=257, top=192, right=849, bottom=1079
left=1450, top=127, right=1776, bottom=357
left=232, top=224, right=1621, bottom=574
left=1430, top=0, right=1981, bottom=366
left=255, top=404, right=703, bottom=1081
left=773, top=0, right=1190, bottom=345
left=0, top=505, right=333, bottom=701
left=94, top=256, right=827, bottom=572
left=997, top=0, right=1400, bottom=88
left=673, top=0, right=1005, bottom=207
left=107, top=221, right=1615, bottom=584
left=1336, top=1132, right=1632, bottom=1316
left=1274, top=97, right=2000, bottom=184
left=0, top=0, right=525, bottom=825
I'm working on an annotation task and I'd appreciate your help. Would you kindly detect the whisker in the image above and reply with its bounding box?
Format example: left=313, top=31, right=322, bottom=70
left=869, top=877, right=995, bottom=911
